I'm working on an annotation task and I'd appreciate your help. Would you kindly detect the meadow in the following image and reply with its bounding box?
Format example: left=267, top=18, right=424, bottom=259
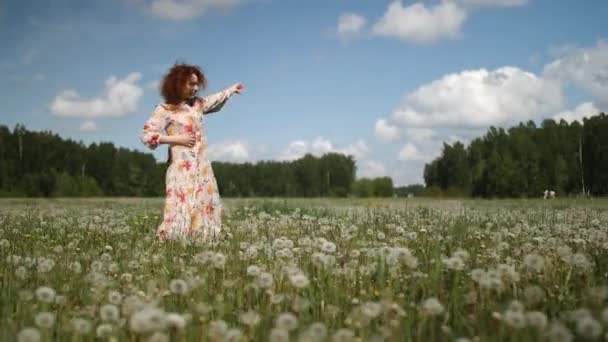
left=1, top=197, right=607, bottom=341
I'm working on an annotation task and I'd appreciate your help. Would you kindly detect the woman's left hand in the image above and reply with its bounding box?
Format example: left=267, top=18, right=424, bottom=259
left=233, top=83, right=245, bottom=94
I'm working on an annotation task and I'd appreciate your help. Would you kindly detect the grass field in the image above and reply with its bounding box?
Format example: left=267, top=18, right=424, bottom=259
left=1, top=197, right=607, bottom=341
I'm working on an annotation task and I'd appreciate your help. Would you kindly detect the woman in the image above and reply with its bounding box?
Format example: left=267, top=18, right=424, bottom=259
left=141, top=63, right=244, bottom=241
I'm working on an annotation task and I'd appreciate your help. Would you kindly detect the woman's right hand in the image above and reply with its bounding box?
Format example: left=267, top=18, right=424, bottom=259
left=175, top=133, right=196, bottom=148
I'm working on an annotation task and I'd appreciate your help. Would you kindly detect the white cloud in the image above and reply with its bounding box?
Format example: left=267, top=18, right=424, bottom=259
left=280, top=137, right=369, bottom=161
left=281, top=140, right=309, bottom=161
left=137, top=0, right=246, bottom=20
left=372, top=1, right=467, bottom=44
left=337, top=13, right=366, bottom=41
left=552, top=102, right=599, bottom=124
left=208, top=141, right=251, bottom=161
left=398, top=142, right=430, bottom=162
left=342, top=0, right=528, bottom=44
left=374, top=119, right=400, bottom=142
left=544, top=40, right=608, bottom=107
left=340, top=139, right=370, bottom=160
left=50, top=72, right=144, bottom=119
left=452, top=0, right=528, bottom=9
left=357, top=160, right=386, bottom=178
left=79, top=121, right=98, bottom=131
left=311, top=137, right=333, bottom=155
left=405, top=128, right=435, bottom=142
left=391, top=66, right=563, bottom=128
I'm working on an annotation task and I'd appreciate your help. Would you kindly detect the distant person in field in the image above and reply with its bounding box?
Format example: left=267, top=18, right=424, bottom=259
left=140, top=62, right=244, bottom=241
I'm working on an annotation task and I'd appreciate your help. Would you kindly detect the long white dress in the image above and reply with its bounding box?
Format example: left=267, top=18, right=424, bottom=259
left=141, top=86, right=238, bottom=241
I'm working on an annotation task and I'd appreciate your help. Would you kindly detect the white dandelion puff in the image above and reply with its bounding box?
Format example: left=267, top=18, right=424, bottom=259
left=71, top=318, right=92, bottom=335
left=421, top=297, right=444, bottom=316
left=96, top=323, right=113, bottom=338
left=169, top=279, right=189, bottom=295
left=100, top=304, right=120, bottom=322
left=17, top=327, right=40, bottom=342
left=247, top=265, right=261, bottom=277
left=289, top=273, right=310, bottom=289
left=239, top=310, right=261, bottom=327
left=34, top=312, right=55, bottom=329
left=275, top=312, right=298, bottom=331
left=256, top=272, right=273, bottom=289
left=523, top=253, right=545, bottom=273
left=108, top=291, right=123, bottom=305
left=35, top=287, right=56, bottom=304
left=270, top=328, right=289, bottom=342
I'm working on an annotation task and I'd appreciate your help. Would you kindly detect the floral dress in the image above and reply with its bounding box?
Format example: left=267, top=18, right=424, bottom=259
left=141, top=86, right=238, bottom=241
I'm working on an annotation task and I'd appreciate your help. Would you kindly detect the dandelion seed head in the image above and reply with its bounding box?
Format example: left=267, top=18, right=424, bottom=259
left=275, top=312, right=298, bottom=331
left=169, top=279, right=189, bottom=295
left=34, top=312, right=55, bottom=329
left=100, top=304, right=120, bottom=322
left=17, top=327, right=40, bottom=342
left=35, top=286, right=56, bottom=303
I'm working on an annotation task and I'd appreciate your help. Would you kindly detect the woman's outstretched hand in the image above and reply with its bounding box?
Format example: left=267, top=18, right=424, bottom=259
left=233, top=83, right=245, bottom=94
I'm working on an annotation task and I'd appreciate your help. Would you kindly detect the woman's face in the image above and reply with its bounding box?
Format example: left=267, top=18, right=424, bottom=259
left=182, top=73, right=199, bottom=100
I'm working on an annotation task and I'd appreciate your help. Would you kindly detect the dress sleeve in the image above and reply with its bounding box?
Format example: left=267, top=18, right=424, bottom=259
left=140, top=106, right=168, bottom=150
left=197, top=85, right=237, bottom=115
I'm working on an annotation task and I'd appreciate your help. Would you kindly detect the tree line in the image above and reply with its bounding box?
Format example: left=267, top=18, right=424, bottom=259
left=0, top=124, right=396, bottom=197
left=424, top=113, right=608, bottom=197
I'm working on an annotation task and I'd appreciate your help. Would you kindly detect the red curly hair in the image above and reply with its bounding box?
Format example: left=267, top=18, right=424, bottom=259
left=160, top=62, right=207, bottom=104
left=161, top=62, right=207, bottom=164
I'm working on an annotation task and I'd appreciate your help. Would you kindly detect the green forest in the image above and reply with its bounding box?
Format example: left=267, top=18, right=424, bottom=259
left=0, top=112, right=606, bottom=198
left=424, top=113, right=608, bottom=197
left=0, top=124, right=392, bottom=198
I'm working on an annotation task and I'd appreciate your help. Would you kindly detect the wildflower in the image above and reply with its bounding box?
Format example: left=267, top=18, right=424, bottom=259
left=575, top=316, right=602, bottom=339
left=526, top=311, right=548, bottom=330
left=224, top=329, right=243, bottom=342
left=17, top=327, right=40, bottom=342
left=305, top=322, right=327, bottom=340
left=71, top=318, right=93, bottom=335
left=35, top=287, right=56, bottom=304
left=548, top=321, right=573, bottom=342
left=15, top=266, right=28, bottom=280
left=108, top=291, right=123, bottom=305
left=523, top=253, right=545, bottom=273
left=571, top=253, right=593, bottom=271
left=129, top=308, right=167, bottom=334
left=321, top=241, right=336, bottom=254
left=100, top=304, right=120, bottom=322
left=165, top=313, right=186, bottom=330
left=523, top=285, right=546, bottom=305
left=421, top=297, right=444, bottom=316
left=289, top=273, right=310, bottom=289
left=247, top=265, right=261, bottom=277
left=96, top=323, right=113, bottom=338
left=208, top=320, right=228, bottom=339
left=256, top=272, right=273, bottom=289
left=37, top=258, right=55, bottom=273
left=275, top=312, right=298, bottom=331
left=146, top=332, right=169, bottom=342
left=169, top=279, right=189, bottom=295
left=332, top=328, right=356, bottom=342
left=443, top=256, right=465, bottom=271
left=34, top=312, right=55, bottom=329
left=239, top=310, right=261, bottom=327
left=212, top=253, right=226, bottom=269
left=361, top=301, right=382, bottom=318
left=270, top=328, right=289, bottom=342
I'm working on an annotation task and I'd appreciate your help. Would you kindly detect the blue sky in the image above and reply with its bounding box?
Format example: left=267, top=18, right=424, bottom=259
left=1, top=0, right=607, bottom=185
